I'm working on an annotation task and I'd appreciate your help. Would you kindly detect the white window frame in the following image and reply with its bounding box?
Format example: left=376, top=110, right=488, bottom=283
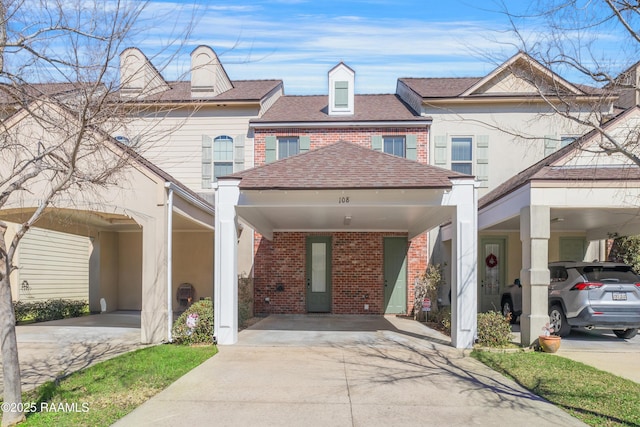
left=277, top=136, right=300, bottom=160
left=450, top=136, right=473, bottom=175
left=213, top=135, right=234, bottom=181
left=383, top=135, right=406, bottom=158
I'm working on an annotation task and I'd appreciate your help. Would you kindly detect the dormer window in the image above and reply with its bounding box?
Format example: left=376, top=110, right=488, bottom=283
left=328, top=63, right=355, bottom=115
left=334, top=81, right=349, bottom=109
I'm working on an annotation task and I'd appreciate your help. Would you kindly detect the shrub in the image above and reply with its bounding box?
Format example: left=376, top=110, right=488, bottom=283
left=238, top=274, right=253, bottom=328
left=172, top=299, right=214, bottom=345
left=477, top=310, right=514, bottom=347
left=13, top=299, right=88, bottom=323
left=432, top=306, right=451, bottom=335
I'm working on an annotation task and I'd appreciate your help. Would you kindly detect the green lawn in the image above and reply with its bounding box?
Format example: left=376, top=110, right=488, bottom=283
left=1, top=344, right=217, bottom=426
left=473, top=350, right=640, bottom=426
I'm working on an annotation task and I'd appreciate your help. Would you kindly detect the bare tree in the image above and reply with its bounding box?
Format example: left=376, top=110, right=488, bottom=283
left=498, top=0, right=640, bottom=165
left=0, top=1, right=197, bottom=424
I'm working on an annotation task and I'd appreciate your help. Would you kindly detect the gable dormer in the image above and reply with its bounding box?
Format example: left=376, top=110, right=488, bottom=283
left=190, top=46, right=233, bottom=98
left=328, top=62, right=355, bottom=115
left=119, top=48, right=169, bottom=99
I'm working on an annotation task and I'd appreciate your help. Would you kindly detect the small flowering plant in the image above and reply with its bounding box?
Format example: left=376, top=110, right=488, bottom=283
left=186, top=313, right=199, bottom=335
left=541, top=322, right=555, bottom=336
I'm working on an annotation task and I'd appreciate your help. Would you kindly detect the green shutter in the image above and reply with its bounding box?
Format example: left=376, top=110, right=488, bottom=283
left=544, top=135, right=557, bottom=157
left=233, top=134, right=245, bottom=172
left=476, top=135, right=489, bottom=186
left=335, top=81, right=348, bottom=108
left=371, top=135, right=382, bottom=152
left=202, top=135, right=212, bottom=189
left=434, top=135, right=447, bottom=165
left=405, top=134, right=417, bottom=160
left=265, top=136, right=277, bottom=163
left=299, top=136, right=310, bottom=153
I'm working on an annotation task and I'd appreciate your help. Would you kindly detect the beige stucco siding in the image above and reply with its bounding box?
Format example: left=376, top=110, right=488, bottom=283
left=172, top=231, right=214, bottom=306
left=426, top=104, right=591, bottom=196
left=117, top=232, right=142, bottom=310
left=17, top=227, right=90, bottom=302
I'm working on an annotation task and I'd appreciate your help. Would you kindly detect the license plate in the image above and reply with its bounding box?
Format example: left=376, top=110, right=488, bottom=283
left=612, top=292, right=627, bottom=301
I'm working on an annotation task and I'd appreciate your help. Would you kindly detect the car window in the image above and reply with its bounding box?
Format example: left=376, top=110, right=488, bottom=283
left=580, top=266, right=639, bottom=283
left=550, top=267, right=568, bottom=282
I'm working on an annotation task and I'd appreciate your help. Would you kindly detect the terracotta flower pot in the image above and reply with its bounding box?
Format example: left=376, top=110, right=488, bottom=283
left=539, top=335, right=561, bottom=353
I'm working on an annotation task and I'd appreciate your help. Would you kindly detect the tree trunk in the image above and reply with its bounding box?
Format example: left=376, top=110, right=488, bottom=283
left=0, top=226, right=25, bottom=426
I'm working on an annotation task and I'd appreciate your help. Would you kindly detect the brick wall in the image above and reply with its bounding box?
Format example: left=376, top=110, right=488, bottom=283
left=253, top=127, right=429, bottom=166
left=253, top=231, right=428, bottom=315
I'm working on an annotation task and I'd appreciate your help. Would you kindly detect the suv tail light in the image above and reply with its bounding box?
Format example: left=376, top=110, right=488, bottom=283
left=571, top=282, right=603, bottom=290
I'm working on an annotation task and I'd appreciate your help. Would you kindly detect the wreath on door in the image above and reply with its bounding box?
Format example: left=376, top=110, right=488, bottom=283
left=485, top=253, right=498, bottom=268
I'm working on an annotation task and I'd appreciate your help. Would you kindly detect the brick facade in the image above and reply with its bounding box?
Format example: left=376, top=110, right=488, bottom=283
left=253, top=127, right=429, bottom=166
left=251, top=125, right=430, bottom=315
left=253, top=231, right=428, bottom=315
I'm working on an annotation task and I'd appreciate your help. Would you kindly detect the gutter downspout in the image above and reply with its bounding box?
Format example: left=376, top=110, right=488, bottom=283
left=166, top=186, right=174, bottom=342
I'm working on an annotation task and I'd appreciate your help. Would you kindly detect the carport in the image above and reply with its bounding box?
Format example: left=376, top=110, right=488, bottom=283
left=476, top=107, right=640, bottom=345
left=0, top=102, right=215, bottom=344
left=214, top=141, right=479, bottom=348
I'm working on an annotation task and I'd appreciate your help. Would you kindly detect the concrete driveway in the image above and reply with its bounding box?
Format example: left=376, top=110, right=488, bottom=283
left=116, top=315, right=585, bottom=427
left=0, top=311, right=143, bottom=394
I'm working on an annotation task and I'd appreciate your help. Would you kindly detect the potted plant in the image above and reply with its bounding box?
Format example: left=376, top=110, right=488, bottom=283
left=538, top=323, right=561, bottom=353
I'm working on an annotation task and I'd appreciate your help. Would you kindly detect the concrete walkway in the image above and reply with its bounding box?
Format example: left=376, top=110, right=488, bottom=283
left=116, top=315, right=585, bottom=427
left=0, top=311, right=143, bottom=395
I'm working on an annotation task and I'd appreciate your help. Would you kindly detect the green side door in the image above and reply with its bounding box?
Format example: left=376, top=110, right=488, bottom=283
left=306, top=236, right=332, bottom=313
left=384, top=237, right=407, bottom=314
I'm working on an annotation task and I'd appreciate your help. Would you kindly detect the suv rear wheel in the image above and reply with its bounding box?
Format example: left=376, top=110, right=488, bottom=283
left=549, top=304, right=571, bottom=337
left=613, top=328, right=638, bottom=339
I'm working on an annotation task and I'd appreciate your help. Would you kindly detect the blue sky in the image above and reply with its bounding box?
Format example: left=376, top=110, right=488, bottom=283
left=134, top=0, right=619, bottom=95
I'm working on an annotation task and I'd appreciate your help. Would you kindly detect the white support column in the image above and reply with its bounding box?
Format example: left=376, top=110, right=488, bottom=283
left=520, top=205, right=550, bottom=346
left=444, top=178, right=479, bottom=349
left=214, top=179, right=241, bottom=345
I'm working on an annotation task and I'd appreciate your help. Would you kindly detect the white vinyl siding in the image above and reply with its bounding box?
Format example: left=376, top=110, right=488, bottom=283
left=117, top=105, right=259, bottom=191
left=17, top=228, right=90, bottom=302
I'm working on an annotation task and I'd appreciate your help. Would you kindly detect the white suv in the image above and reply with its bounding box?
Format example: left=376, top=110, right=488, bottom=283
left=501, top=262, right=640, bottom=338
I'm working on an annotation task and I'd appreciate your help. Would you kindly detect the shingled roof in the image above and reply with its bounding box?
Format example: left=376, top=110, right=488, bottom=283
left=251, top=94, right=428, bottom=124
left=223, top=141, right=470, bottom=190
left=116, top=80, right=282, bottom=103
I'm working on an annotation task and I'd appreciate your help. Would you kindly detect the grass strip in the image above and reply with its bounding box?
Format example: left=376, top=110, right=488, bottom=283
left=472, top=350, right=640, bottom=426
left=2, top=343, right=217, bottom=426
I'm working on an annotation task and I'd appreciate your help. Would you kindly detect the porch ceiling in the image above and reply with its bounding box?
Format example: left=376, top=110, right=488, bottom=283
left=236, top=188, right=454, bottom=240
left=479, top=184, right=640, bottom=239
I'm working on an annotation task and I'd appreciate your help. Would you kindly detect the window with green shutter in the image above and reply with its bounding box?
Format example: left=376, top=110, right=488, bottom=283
left=451, top=136, right=472, bottom=175
left=201, top=135, right=212, bottom=189
left=371, top=135, right=383, bottom=152
left=476, top=135, right=489, bottom=186
left=233, top=134, right=245, bottom=172
left=434, top=135, right=447, bottom=165
left=383, top=136, right=405, bottom=157
left=265, top=136, right=277, bottom=163
left=213, top=135, right=233, bottom=180
left=335, top=81, right=348, bottom=108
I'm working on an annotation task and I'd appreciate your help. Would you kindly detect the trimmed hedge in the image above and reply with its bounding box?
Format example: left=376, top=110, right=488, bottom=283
left=13, top=299, right=88, bottom=323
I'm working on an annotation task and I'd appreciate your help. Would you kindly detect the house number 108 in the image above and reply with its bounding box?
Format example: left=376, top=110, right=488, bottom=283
left=339, top=196, right=350, bottom=204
